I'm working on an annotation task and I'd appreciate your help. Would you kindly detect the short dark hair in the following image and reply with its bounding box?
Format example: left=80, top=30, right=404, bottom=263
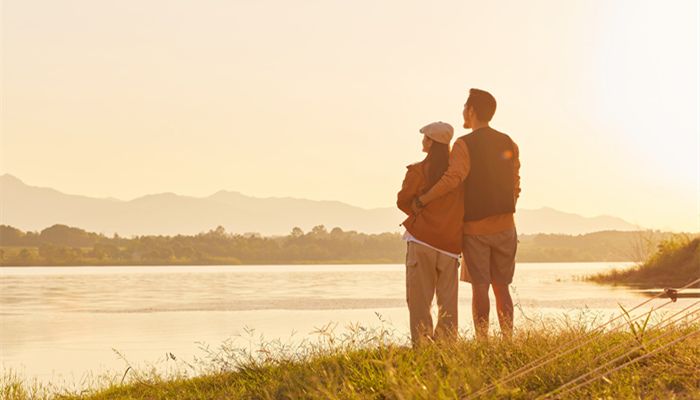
left=466, top=88, right=497, bottom=122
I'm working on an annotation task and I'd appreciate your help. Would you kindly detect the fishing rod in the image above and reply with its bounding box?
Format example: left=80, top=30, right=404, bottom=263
left=541, top=309, right=700, bottom=399
left=465, top=276, right=700, bottom=399
left=586, top=299, right=700, bottom=366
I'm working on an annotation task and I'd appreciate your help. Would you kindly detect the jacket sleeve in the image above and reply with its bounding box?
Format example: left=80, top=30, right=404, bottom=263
left=420, top=140, right=471, bottom=205
left=397, top=167, right=422, bottom=216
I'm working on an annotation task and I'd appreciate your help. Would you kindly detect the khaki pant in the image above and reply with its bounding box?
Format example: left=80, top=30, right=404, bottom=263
left=405, top=241, right=459, bottom=344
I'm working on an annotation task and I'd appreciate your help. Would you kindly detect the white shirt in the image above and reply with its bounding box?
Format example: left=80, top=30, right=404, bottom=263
left=402, top=231, right=461, bottom=260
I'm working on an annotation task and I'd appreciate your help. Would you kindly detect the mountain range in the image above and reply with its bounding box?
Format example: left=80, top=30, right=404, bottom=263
left=0, top=174, right=640, bottom=236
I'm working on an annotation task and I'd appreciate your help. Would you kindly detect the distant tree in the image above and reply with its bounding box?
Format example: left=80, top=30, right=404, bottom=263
left=38, top=243, right=83, bottom=264
left=311, top=225, right=328, bottom=236
left=172, top=243, right=196, bottom=259
left=65, top=247, right=82, bottom=263
left=24, top=231, right=41, bottom=245
left=38, top=243, right=58, bottom=261
left=0, top=225, right=26, bottom=245
left=291, top=227, right=304, bottom=238
left=90, top=243, right=120, bottom=260
left=18, top=248, right=32, bottom=262
left=243, top=232, right=262, bottom=238
left=40, top=224, right=100, bottom=247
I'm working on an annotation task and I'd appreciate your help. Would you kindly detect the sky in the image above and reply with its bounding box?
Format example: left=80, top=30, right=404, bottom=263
left=1, top=0, right=698, bottom=232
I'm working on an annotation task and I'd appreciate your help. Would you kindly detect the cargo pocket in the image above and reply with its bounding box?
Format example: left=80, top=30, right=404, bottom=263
left=405, top=242, right=419, bottom=305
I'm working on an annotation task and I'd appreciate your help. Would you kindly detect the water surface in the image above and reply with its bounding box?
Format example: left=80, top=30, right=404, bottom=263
left=1, top=262, right=694, bottom=388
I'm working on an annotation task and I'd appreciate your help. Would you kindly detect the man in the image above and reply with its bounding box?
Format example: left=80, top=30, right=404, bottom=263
left=414, top=88, right=521, bottom=339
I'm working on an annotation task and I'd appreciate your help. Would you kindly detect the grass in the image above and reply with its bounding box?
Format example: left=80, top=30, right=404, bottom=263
left=589, top=235, right=700, bottom=289
left=3, top=314, right=700, bottom=400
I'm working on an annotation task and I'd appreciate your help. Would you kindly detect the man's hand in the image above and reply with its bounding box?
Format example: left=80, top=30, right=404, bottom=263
left=411, top=196, right=425, bottom=215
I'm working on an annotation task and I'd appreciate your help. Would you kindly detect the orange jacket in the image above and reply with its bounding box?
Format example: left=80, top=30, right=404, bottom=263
left=397, top=161, right=464, bottom=254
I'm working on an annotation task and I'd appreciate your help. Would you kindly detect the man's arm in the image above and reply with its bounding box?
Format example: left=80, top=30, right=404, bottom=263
left=418, top=139, right=470, bottom=205
left=396, top=167, right=422, bottom=216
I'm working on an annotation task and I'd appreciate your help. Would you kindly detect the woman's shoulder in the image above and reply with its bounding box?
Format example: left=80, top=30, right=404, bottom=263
left=399, top=161, right=426, bottom=194
left=404, top=161, right=427, bottom=185
left=405, top=160, right=426, bottom=171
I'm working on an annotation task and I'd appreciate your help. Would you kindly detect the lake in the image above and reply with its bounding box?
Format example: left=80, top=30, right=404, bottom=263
left=1, top=262, right=695, bottom=389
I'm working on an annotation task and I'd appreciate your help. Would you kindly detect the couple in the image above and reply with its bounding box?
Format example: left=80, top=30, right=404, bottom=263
left=397, top=88, right=521, bottom=345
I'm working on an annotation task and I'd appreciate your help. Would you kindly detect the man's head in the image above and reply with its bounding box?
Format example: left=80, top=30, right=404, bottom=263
left=463, top=88, right=497, bottom=129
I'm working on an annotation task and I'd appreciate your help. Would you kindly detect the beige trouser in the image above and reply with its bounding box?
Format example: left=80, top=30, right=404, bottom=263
left=405, top=241, right=459, bottom=344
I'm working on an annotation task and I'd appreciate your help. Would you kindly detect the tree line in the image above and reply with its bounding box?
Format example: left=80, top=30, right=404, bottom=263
left=0, top=224, right=679, bottom=266
left=0, top=224, right=404, bottom=266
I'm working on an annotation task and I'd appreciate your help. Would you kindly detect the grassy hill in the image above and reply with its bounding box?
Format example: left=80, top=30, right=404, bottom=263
left=590, top=235, right=700, bottom=288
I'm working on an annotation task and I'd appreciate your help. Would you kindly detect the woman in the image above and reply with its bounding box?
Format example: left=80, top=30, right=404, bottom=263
left=397, top=121, right=464, bottom=345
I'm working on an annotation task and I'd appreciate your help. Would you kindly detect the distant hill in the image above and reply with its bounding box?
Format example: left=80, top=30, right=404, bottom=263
left=517, top=206, right=640, bottom=235
left=0, top=174, right=640, bottom=236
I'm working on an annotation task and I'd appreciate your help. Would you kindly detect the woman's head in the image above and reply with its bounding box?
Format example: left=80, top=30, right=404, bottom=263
left=419, top=122, right=454, bottom=190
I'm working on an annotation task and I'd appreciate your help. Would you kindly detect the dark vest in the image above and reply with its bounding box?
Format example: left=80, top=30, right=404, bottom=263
left=460, top=127, right=515, bottom=221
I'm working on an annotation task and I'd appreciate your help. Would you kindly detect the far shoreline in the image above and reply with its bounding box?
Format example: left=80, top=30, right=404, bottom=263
left=0, top=260, right=636, bottom=268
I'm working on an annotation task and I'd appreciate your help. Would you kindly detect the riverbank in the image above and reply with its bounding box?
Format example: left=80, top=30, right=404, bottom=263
left=4, top=319, right=699, bottom=400
left=589, top=236, right=700, bottom=288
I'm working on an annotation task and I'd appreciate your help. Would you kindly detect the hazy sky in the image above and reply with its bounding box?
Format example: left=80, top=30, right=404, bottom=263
left=1, top=0, right=698, bottom=231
